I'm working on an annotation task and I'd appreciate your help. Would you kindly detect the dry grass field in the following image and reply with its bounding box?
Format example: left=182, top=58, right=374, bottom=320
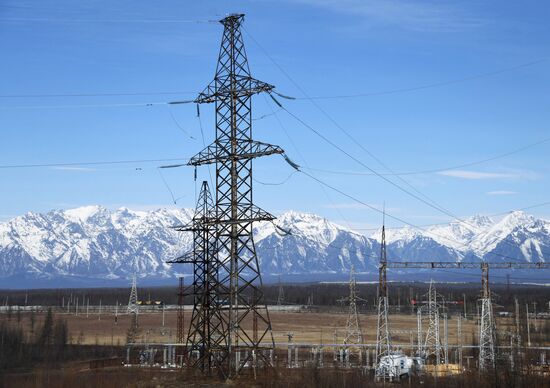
left=5, top=308, right=491, bottom=348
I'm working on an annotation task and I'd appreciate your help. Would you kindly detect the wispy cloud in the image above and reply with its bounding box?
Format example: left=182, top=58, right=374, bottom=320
left=486, top=190, right=518, bottom=196
left=437, top=170, right=528, bottom=180
left=50, top=166, right=96, bottom=172
left=438, top=170, right=514, bottom=179
left=287, top=0, right=485, bottom=32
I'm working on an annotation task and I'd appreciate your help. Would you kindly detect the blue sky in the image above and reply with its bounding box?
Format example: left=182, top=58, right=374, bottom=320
left=0, top=0, right=549, bottom=231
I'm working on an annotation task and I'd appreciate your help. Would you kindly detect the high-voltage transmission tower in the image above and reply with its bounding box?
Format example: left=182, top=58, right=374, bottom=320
left=127, top=273, right=139, bottom=315
left=277, top=276, right=285, bottom=306
left=422, top=280, right=444, bottom=364
left=342, top=266, right=364, bottom=345
left=168, top=181, right=223, bottom=373
left=186, top=14, right=283, bottom=376
left=479, top=263, right=496, bottom=370
left=126, top=274, right=139, bottom=343
left=387, top=260, right=548, bottom=369
left=375, top=222, right=393, bottom=379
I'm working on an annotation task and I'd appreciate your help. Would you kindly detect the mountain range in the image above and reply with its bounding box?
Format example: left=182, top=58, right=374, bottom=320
left=0, top=206, right=548, bottom=288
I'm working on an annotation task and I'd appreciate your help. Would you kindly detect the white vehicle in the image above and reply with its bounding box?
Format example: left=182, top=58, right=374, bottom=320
left=376, top=354, right=423, bottom=380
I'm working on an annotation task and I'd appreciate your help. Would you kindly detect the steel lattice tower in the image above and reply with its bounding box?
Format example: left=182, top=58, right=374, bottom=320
left=479, top=263, right=496, bottom=370
left=422, top=279, right=443, bottom=364
left=343, top=266, right=363, bottom=345
left=375, top=223, right=393, bottom=379
left=168, top=181, right=225, bottom=373
left=277, top=276, right=285, bottom=306
left=126, top=274, right=139, bottom=343
left=127, top=274, right=139, bottom=315
left=188, top=14, right=283, bottom=376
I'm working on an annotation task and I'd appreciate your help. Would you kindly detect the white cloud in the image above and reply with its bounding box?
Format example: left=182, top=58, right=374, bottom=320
left=486, top=190, right=518, bottom=196
left=438, top=170, right=515, bottom=180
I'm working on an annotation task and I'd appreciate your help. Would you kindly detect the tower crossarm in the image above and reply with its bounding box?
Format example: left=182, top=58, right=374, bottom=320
left=386, top=261, right=549, bottom=270
left=188, top=140, right=284, bottom=166
left=166, top=251, right=195, bottom=264
left=195, top=76, right=275, bottom=104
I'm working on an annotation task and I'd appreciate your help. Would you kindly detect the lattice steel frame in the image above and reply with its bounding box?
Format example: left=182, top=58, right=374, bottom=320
left=422, top=280, right=444, bottom=364
left=188, top=14, right=281, bottom=376
left=168, top=181, right=226, bottom=374
left=479, top=263, right=496, bottom=370
left=375, top=223, right=393, bottom=379
left=343, top=266, right=363, bottom=345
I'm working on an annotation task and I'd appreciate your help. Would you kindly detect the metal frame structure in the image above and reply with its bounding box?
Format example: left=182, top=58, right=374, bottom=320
left=375, top=223, right=393, bottom=379
left=126, top=274, right=139, bottom=343
left=277, top=276, right=285, bottom=306
left=479, top=263, right=496, bottom=370
left=342, top=266, right=364, bottom=346
left=421, top=280, right=444, bottom=364
left=168, top=181, right=224, bottom=373
left=386, top=261, right=549, bottom=370
left=185, top=14, right=282, bottom=377
left=127, top=273, right=139, bottom=315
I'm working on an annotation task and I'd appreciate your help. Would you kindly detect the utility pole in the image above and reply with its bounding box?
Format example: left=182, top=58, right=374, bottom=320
left=375, top=220, right=392, bottom=380
left=514, top=298, right=521, bottom=363
left=457, top=314, right=462, bottom=368
left=526, top=303, right=531, bottom=347
left=444, top=313, right=449, bottom=364
left=177, top=277, right=185, bottom=345
left=479, top=263, right=496, bottom=371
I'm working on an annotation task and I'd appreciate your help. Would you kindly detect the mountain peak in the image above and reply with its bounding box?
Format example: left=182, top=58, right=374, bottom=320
left=466, top=214, right=494, bottom=228
left=64, top=205, right=106, bottom=223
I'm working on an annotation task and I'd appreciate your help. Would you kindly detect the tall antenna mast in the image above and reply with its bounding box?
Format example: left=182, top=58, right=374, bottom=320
left=188, top=14, right=283, bottom=376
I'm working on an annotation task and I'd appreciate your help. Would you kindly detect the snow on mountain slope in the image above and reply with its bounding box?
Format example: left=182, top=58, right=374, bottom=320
left=256, top=211, right=379, bottom=274
left=0, top=206, right=548, bottom=285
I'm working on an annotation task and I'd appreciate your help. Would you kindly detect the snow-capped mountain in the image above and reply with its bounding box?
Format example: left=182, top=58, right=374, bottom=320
left=0, top=206, right=548, bottom=287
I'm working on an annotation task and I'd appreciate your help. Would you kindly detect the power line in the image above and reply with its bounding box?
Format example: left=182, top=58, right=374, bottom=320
left=166, top=106, right=196, bottom=139
left=0, top=91, right=198, bottom=98
left=303, top=136, right=550, bottom=177
left=0, top=101, right=167, bottom=110
left=247, top=25, right=548, bottom=256
left=279, top=105, right=467, bottom=220
left=292, top=59, right=547, bottom=100
left=253, top=171, right=297, bottom=186
left=0, top=17, right=214, bottom=24
left=0, top=157, right=188, bottom=170
left=273, top=87, right=550, bottom=258
left=248, top=27, right=482, bottom=224
left=263, top=94, right=356, bottom=231
left=339, top=200, right=550, bottom=232
left=294, top=168, right=538, bottom=263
